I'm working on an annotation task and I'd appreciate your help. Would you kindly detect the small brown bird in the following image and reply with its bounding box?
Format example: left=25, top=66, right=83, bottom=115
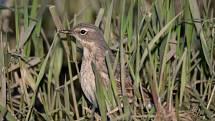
left=60, top=23, right=133, bottom=107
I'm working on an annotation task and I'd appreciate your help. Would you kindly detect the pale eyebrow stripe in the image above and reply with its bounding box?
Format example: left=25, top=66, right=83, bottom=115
left=81, top=27, right=96, bottom=32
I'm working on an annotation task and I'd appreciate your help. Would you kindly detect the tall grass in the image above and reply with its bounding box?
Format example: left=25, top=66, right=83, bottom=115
left=0, top=0, right=214, bottom=120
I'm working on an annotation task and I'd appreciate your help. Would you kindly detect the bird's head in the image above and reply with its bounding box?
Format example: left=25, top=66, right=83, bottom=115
left=60, top=23, right=107, bottom=50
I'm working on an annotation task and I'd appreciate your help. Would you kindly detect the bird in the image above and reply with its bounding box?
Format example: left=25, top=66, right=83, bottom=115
left=59, top=23, right=133, bottom=107
left=59, top=24, right=195, bottom=121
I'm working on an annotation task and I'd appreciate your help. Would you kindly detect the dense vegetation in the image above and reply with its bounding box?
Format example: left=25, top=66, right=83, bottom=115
left=0, top=0, right=215, bottom=120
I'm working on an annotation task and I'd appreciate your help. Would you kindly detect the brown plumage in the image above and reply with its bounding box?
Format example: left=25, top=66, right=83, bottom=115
left=60, top=23, right=133, bottom=107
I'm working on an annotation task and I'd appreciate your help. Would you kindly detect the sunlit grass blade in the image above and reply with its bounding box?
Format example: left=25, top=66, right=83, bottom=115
left=179, top=48, right=188, bottom=107
left=95, top=8, right=104, bottom=27
left=158, top=32, right=172, bottom=94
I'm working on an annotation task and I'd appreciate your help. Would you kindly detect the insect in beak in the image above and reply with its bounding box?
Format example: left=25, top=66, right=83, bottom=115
left=58, top=29, right=76, bottom=42
left=58, top=29, right=73, bottom=34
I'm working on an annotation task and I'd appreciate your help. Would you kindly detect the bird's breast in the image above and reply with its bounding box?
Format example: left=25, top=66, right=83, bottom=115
left=80, top=58, right=96, bottom=105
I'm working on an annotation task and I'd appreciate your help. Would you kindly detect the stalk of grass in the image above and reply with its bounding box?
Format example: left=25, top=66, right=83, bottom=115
left=193, top=88, right=213, bottom=119
left=95, top=8, right=104, bottom=27
left=189, top=0, right=213, bottom=74
left=49, top=6, right=81, bottom=120
left=3, top=0, right=215, bottom=120
left=40, top=87, right=54, bottom=120
left=64, top=78, right=72, bottom=120
left=14, top=0, right=20, bottom=48
left=127, top=0, right=134, bottom=51
left=30, top=0, right=46, bottom=58
left=68, top=16, right=80, bottom=79
left=0, top=31, right=7, bottom=121
left=25, top=34, right=59, bottom=121
left=139, top=11, right=182, bottom=71
left=23, top=0, right=31, bottom=56
left=92, top=62, right=107, bottom=121
left=146, top=38, right=161, bottom=112
left=105, top=51, right=122, bottom=115
left=168, top=48, right=186, bottom=107
left=119, top=0, right=131, bottom=120
left=179, top=48, right=188, bottom=107
left=104, top=0, right=113, bottom=44
left=19, top=0, right=46, bottom=49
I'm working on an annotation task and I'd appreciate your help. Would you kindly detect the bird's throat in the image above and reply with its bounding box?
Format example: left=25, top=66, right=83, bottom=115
left=83, top=46, right=97, bottom=60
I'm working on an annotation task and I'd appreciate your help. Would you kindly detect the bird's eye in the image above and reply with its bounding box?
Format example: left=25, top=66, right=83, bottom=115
left=80, top=29, right=87, bottom=35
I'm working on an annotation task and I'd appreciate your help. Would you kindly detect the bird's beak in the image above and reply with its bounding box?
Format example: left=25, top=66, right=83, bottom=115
left=58, top=29, right=76, bottom=42
left=58, top=29, right=74, bottom=35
